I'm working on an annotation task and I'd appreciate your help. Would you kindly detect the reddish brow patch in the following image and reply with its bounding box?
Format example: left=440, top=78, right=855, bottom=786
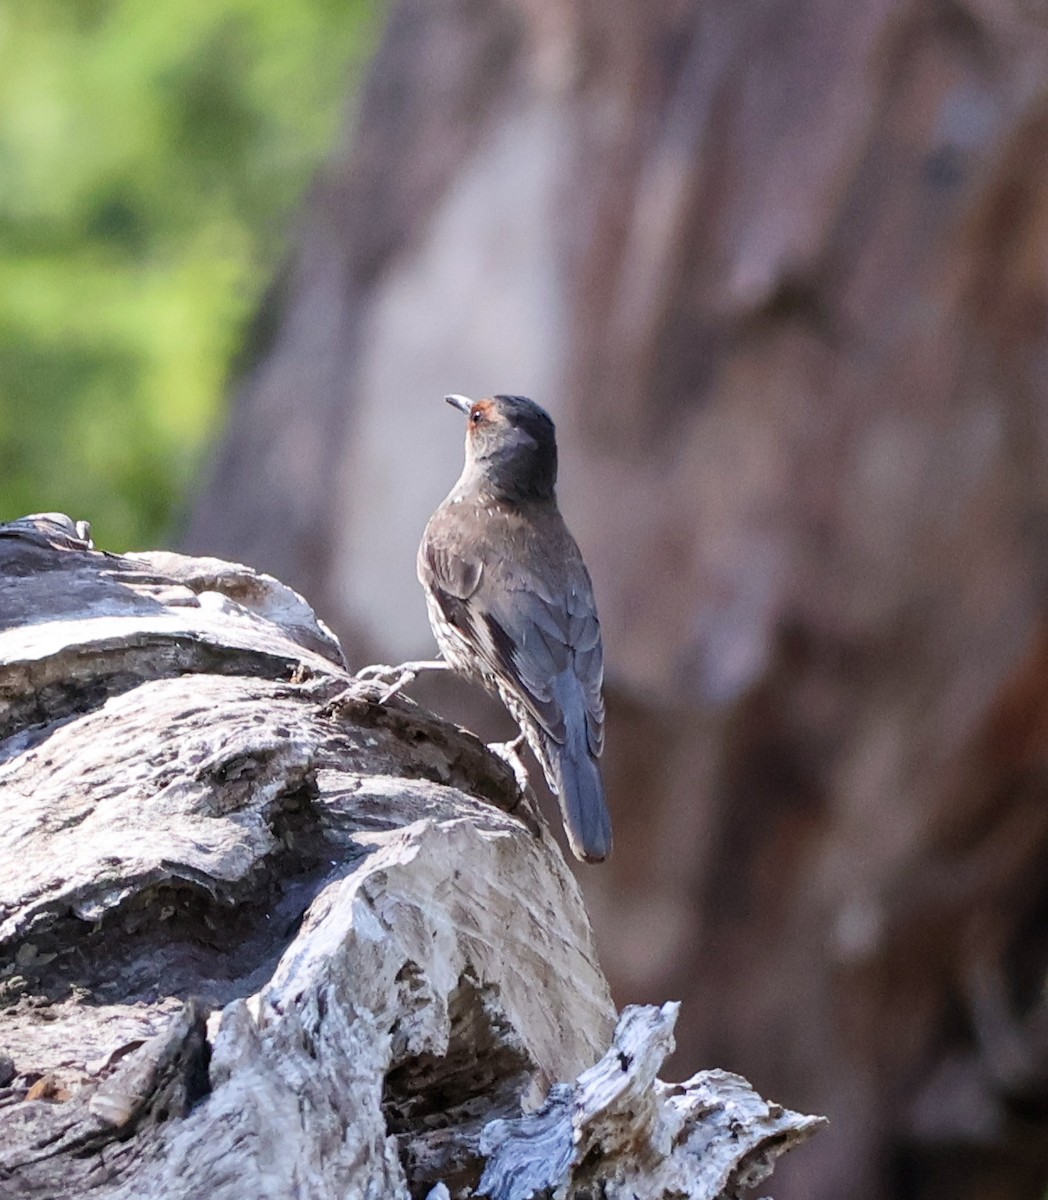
left=469, top=399, right=495, bottom=424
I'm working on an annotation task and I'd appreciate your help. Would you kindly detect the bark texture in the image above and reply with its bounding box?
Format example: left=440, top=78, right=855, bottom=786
left=0, top=514, right=822, bottom=1198
left=186, top=3, right=1048, bottom=1198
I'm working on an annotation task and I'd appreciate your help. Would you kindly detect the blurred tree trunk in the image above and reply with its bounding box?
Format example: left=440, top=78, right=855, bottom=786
left=187, top=2, right=1048, bottom=1198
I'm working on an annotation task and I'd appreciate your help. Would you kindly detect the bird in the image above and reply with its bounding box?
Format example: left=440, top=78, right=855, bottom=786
left=416, top=393, right=612, bottom=863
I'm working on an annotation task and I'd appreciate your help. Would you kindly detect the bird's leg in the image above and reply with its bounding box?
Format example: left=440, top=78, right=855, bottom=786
left=353, top=658, right=448, bottom=702
left=486, top=732, right=530, bottom=794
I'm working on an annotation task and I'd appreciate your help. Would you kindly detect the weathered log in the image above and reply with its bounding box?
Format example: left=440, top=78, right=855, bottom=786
left=0, top=514, right=823, bottom=1198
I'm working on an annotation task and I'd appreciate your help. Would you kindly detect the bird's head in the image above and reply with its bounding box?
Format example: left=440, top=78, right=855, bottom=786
left=446, top=393, right=558, bottom=502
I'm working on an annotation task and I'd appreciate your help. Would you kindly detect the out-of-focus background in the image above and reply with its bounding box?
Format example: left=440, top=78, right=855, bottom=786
left=0, top=0, right=376, bottom=546
left=5, top=1, right=1048, bottom=1197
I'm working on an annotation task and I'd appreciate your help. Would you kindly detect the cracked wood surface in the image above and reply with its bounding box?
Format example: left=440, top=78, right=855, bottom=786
left=0, top=514, right=822, bottom=1198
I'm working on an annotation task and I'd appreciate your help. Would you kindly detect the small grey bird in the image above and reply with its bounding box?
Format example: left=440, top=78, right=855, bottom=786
left=417, top=393, right=612, bottom=863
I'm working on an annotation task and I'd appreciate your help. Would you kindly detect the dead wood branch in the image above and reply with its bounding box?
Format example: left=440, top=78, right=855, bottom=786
left=0, top=514, right=823, bottom=1198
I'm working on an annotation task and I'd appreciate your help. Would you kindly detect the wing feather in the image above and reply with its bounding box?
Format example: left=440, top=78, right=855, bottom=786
left=420, top=507, right=604, bottom=759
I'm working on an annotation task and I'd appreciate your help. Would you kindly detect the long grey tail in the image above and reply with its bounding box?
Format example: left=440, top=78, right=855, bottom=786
left=554, top=745, right=612, bottom=863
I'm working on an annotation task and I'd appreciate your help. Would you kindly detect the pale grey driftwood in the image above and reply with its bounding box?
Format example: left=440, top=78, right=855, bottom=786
left=0, top=514, right=823, bottom=1198
left=478, top=1003, right=826, bottom=1199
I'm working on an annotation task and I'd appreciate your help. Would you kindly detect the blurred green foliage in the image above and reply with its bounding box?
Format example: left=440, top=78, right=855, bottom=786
left=0, top=0, right=379, bottom=549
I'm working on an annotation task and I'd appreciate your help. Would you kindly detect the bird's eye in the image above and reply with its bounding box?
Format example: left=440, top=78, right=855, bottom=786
left=470, top=409, right=484, bottom=424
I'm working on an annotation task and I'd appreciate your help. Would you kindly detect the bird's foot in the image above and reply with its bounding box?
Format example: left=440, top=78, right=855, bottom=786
left=486, top=733, right=530, bottom=793
left=353, top=659, right=448, bottom=703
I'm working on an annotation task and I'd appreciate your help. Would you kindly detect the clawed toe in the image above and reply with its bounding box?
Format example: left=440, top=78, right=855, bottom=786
left=351, top=664, right=417, bottom=701
left=354, top=663, right=395, bottom=682
left=486, top=734, right=530, bottom=793
left=352, top=659, right=448, bottom=702
left=378, top=669, right=418, bottom=703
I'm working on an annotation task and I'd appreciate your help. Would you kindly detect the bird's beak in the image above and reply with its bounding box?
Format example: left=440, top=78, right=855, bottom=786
left=445, top=394, right=473, bottom=414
